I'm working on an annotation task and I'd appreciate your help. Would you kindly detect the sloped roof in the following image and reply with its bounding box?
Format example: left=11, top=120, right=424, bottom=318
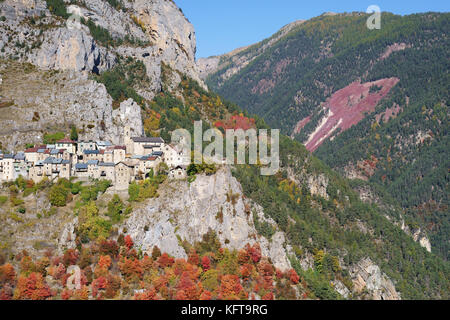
left=56, top=138, right=76, bottom=144
left=131, top=137, right=164, bottom=143
left=75, top=163, right=88, bottom=170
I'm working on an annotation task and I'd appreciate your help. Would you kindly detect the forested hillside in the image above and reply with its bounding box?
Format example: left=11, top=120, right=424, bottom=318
left=202, top=12, right=449, bottom=260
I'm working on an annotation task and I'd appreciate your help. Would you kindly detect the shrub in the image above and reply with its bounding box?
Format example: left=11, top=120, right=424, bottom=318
left=106, top=194, right=124, bottom=224
left=128, top=182, right=140, bottom=202
left=45, top=0, right=69, bottom=19
left=76, top=201, right=111, bottom=242
left=49, top=184, right=69, bottom=207
left=0, top=196, right=7, bottom=206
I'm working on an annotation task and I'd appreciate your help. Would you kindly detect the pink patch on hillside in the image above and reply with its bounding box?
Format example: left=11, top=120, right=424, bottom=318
left=376, top=104, right=403, bottom=123
left=304, top=77, right=399, bottom=152
left=293, top=116, right=311, bottom=135
left=215, top=115, right=256, bottom=131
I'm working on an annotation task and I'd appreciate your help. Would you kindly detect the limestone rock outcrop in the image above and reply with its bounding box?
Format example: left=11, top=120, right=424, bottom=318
left=349, top=257, right=400, bottom=300
left=120, top=167, right=293, bottom=271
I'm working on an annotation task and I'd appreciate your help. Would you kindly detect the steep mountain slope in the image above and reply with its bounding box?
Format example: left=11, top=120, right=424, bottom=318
left=0, top=0, right=203, bottom=150
left=0, top=3, right=448, bottom=300
left=201, top=12, right=449, bottom=260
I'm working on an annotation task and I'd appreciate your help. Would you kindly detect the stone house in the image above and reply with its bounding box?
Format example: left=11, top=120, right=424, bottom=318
left=77, top=141, right=97, bottom=155
left=74, top=163, right=89, bottom=178
left=96, top=141, right=112, bottom=151
left=168, top=165, right=187, bottom=180
left=130, top=137, right=164, bottom=156
left=114, top=162, right=135, bottom=191
left=99, top=162, right=115, bottom=182
left=136, top=156, right=161, bottom=179
left=0, top=154, right=15, bottom=181
left=55, top=138, right=77, bottom=154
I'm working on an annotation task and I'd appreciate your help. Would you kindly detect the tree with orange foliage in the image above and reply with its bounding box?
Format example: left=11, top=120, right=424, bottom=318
left=14, top=272, right=53, bottom=300
left=238, top=248, right=250, bottom=265
left=200, top=290, right=212, bottom=300
left=219, top=274, right=244, bottom=300
left=0, top=263, right=16, bottom=286
left=240, top=263, right=254, bottom=282
left=98, top=255, right=112, bottom=269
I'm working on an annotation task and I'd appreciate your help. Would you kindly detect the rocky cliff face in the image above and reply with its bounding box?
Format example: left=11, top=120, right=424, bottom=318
left=120, top=167, right=294, bottom=271
left=0, top=60, right=141, bottom=150
left=0, top=0, right=204, bottom=149
left=349, top=258, right=400, bottom=300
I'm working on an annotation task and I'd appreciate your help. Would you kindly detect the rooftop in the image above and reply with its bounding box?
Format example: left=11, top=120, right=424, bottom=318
left=56, top=138, right=76, bottom=144
left=84, top=150, right=100, bottom=155
left=131, top=137, right=164, bottom=143
left=75, top=163, right=88, bottom=170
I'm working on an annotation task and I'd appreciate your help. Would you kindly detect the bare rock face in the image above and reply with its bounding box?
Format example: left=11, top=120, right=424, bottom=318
left=111, top=98, right=144, bottom=143
left=29, top=26, right=116, bottom=73
left=120, top=167, right=293, bottom=271
left=128, top=0, right=205, bottom=91
left=349, top=258, right=400, bottom=300
left=0, top=60, right=142, bottom=150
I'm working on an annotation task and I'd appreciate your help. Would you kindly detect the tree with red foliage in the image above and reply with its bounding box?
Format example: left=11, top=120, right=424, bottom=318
left=134, top=288, right=159, bottom=300
left=201, top=256, right=211, bottom=271
left=62, top=249, right=79, bottom=267
left=14, top=272, right=53, bottom=300
left=246, top=244, right=261, bottom=264
left=91, top=276, right=108, bottom=299
left=157, top=253, right=175, bottom=269
left=61, top=288, right=72, bottom=300
left=176, top=271, right=202, bottom=300
left=287, top=269, right=300, bottom=284
left=0, top=284, right=14, bottom=300
left=119, top=257, right=143, bottom=282
left=99, top=240, right=119, bottom=257
left=188, top=249, right=199, bottom=266
left=124, top=235, right=134, bottom=250
left=262, top=292, right=274, bottom=300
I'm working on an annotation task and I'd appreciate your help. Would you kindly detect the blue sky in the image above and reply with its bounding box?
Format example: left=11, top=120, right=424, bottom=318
left=173, top=0, right=449, bottom=58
